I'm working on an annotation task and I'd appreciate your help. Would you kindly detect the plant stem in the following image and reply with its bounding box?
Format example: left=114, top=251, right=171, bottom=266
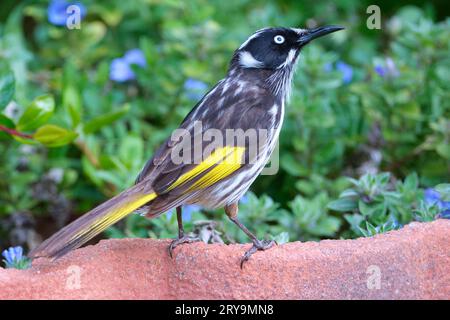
left=0, top=125, right=33, bottom=139
left=74, top=139, right=117, bottom=196
left=74, top=139, right=99, bottom=167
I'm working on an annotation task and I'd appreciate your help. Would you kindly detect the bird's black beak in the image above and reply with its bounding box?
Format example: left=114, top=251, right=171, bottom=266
left=297, top=25, right=344, bottom=46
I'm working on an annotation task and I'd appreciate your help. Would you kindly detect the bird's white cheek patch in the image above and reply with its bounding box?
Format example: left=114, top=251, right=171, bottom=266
left=278, top=49, right=298, bottom=69
left=239, top=51, right=264, bottom=68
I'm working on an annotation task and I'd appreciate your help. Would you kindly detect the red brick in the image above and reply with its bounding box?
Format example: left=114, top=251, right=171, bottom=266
left=0, top=219, right=449, bottom=299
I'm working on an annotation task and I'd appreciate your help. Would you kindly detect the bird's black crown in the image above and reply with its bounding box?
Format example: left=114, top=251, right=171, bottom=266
left=236, top=26, right=344, bottom=70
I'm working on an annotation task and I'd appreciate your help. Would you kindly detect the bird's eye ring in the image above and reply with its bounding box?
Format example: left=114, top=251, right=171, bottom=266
left=274, top=35, right=285, bottom=44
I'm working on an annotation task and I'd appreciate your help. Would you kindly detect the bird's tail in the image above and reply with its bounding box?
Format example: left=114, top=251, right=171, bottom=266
left=29, top=183, right=157, bottom=259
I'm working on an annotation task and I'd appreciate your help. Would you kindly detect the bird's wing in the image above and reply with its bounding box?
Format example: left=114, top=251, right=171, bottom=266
left=136, top=79, right=277, bottom=198
left=134, top=81, right=223, bottom=184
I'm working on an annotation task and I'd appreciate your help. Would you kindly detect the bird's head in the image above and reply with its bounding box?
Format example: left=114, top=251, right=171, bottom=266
left=234, top=26, right=344, bottom=70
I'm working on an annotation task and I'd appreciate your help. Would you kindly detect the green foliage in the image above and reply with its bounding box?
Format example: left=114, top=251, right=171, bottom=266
left=0, top=62, right=15, bottom=110
left=0, top=1, right=449, bottom=251
left=327, top=172, right=446, bottom=237
left=435, top=184, right=450, bottom=201
left=17, top=95, right=55, bottom=132
left=33, top=124, right=78, bottom=147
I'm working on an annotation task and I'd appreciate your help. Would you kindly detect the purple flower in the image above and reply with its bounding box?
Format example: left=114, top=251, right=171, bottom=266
left=336, top=61, right=353, bottom=84
left=110, top=49, right=147, bottom=82
left=48, top=0, right=86, bottom=26
left=184, top=78, right=208, bottom=101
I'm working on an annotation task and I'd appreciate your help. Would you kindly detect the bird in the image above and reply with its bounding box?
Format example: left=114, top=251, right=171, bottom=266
left=29, top=25, right=344, bottom=267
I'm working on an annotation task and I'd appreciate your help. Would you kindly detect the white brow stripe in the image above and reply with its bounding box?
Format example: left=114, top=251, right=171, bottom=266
left=291, top=28, right=306, bottom=34
left=238, top=27, right=269, bottom=49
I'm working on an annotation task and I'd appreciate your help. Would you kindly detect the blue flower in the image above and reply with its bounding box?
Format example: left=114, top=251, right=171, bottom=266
left=374, top=57, right=399, bottom=78
left=184, top=78, right=208, bottom=101
left=2, top=246, right=30, bottom=269
left=182, top=204, right=202, bottom=222
left=424, top=188, right=441, bottom=204
left=374, top=65, right=386, bottom=77
left=2, top=246, right=22, bottom=264
left=165, top=209, right=175, bottom=221
left=336, top=61, right=353, bottom=84
left=240, top=194, right=250, bottom=205
left=440, top=211, right=450, bottom=219
left=425, top=188, right=450, bottom=218
left=323, top=62, right=333, bottom=72
left=388, top=217, right=402, bottom=230
left=124, top=49, right=147, bottom=68
left=110, top=49, right=147, bottom=83
left=110, top=58, right=134, bottom=82
left=324, top=61, right=353, bottom=84
left=165, top=205, right=202, bottom=222
left=48, top=0, right=86, bottom=26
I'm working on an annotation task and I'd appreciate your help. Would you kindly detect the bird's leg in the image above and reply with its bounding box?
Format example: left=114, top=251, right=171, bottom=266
left=225, top=203, right=276, bottom=268
left=168, top=206, right=200, bottom=258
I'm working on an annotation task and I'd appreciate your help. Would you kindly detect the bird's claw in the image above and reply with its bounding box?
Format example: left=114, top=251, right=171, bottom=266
left=168, top=235, right=201, bottom=258
left=240, top=239, right=276, bottom=269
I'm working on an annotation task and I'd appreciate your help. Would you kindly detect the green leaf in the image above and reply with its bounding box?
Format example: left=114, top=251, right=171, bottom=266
left=435, top=184, right=450, bottom=201
left=0, top=114, right=15, bottom=139
left=378, top=172, right=391, bottom=187
left=312, top=216, right=341, bottom=237
left=0, top=62, right=15, bottom=110
left=339, top=188, right=359, bottom=198
left=119, top=135, right=144, bottom=169
left=358, top=200, right=387, bottom=221
left=436, top=143, right=450, bottom=159
left=17, top=95, right=55, bottom=131
left=83, top=104, right=130, bottom=134
left=327, top=198, right=358, bottom=212
left=404, top=172, right=418, bottom=190
left=344, top=214, right=364, bottom=234
left=33, top=124, right=77, bottom=147
left=272, top=232, right=289, bottom=244
left=63, top=85, right=82, bottom=128
left=359, top=221, right=378, bottom=237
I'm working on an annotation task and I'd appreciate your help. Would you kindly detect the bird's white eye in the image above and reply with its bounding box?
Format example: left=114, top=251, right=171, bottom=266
left=274, top=35, right=285, bottom=44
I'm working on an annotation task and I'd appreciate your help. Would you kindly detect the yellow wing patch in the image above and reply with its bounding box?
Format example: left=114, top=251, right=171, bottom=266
left=167, top=146, right=245, bottom=192
left=67, top=147, right=244, bottom=247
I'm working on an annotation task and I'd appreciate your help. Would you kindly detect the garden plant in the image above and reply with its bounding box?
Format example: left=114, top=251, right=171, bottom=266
left=0, top=0, right=449, bottom=270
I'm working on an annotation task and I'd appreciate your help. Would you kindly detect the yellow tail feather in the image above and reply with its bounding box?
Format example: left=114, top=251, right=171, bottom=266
left=29, top=186, right=157, bottom=259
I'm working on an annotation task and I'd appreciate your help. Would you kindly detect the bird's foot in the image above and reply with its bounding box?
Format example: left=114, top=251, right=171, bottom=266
left=240, top=239, right=276, bottom=268
left=168, top=235, right=201, bottom=258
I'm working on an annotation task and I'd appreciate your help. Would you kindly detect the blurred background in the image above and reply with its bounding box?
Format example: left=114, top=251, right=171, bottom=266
left=0, top=0, right=449, bottom=256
